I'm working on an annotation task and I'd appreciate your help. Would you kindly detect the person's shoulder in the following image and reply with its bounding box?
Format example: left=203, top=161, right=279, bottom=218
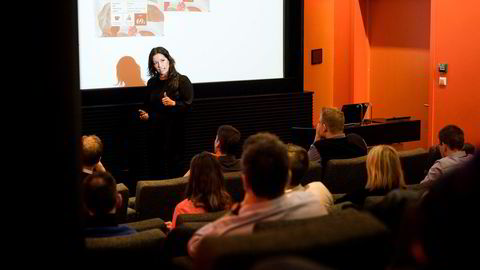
left=178, top=74, right=192, bottom=86
left=147, top=76, right=158, bottom=86
left=305, top=181, right=330, bottom=192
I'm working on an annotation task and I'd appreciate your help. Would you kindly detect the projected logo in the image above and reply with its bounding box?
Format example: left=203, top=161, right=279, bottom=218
left=162, top=0, right=210, bottom=12
left=96, top=0, right=210, bottom=37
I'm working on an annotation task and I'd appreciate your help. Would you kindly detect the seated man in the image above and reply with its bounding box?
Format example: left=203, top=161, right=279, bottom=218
left=188, top=133, right=328, bottom=258
left=214, top=125, right=242, bottom=172
left=285, top=144, right=333, bottom=208
left=308, top=107, right=367, bottom=170
left=185, top=125, right=242, bottom=176
left=421, top=125, right=473, bottom=184
left=81, top=135, right=106, bottom=180
left=83, top=172, right=136, bottom=238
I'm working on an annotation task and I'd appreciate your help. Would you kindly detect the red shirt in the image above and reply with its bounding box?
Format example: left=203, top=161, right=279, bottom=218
left=171, top=199, right=207, bottom=228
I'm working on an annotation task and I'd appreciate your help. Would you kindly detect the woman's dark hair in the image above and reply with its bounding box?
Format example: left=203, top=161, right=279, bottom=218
left=148, top=46, right=180, bottom=90
left=186, top=151, right=232, bottom=212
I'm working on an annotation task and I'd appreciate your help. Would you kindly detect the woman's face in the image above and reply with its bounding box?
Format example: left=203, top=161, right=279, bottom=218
left=153, top=53, right=169, bottom=77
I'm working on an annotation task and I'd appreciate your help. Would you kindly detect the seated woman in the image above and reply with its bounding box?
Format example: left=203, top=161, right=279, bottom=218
left=335, top=145, right=406, bottom=206
left=169, top=151, right=232, bottom=229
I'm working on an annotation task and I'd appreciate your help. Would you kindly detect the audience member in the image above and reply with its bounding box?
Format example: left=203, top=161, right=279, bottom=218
left=421, top=125, right=473, bottom=184
left=81, top=135, right=106, bottom=180
left=83, top=172, right=136, bottom=238
left=184, top=125, right=242, bottom=177
left=188, top=133, right=328, bottom=258
left=336, top=145, right=406, bottom=206
left=170, top=152, right=232, bottom=229
left=308, top=107, right=367, bottom=170
left=285, top=144, right=333, bottom=208
left=392, top=150, right=479, bottom=269
left=214, top=125, right=242, bottom=172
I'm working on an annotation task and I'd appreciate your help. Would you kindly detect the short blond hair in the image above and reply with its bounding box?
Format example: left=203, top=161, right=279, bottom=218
left=365, top=145, right=405, bottom=191
left=321, top=107, right=345, bottom=133
left=82, top=135, right=103, bottom=167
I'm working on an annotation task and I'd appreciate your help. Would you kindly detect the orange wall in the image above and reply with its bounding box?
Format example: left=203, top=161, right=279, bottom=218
left=333, top=0, right=353, bottom=108
left=351, top=0, right=369, bottom=104
left=368, top=0, right=430, bottom=149
left=430, top=0, right=480, bottom=145
left=304, top=0, right=479, bottom=146
left=304, top=0, right=334, bottom=126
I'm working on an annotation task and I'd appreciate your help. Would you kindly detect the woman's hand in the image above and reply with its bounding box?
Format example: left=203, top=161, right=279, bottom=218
left=139, top=109, right=149, bottom=121
left=162, top=94, right=176, bottom=106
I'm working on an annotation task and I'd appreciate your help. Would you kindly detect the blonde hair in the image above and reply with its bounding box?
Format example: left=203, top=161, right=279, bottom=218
left=365, top=145, right=405, bottom=191
left=82, top=135, right=103, bottom=167
left=321, top=107, right=345, bottom=133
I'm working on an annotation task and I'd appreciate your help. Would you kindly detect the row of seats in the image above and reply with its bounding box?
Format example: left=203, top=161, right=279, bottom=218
left=86, top=208, right=393, bottom=269
left=118, top=148, right=428, bottom=223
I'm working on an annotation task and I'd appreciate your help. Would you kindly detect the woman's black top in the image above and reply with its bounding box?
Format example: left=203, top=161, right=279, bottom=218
left=144, top=74, right=193, bottom=122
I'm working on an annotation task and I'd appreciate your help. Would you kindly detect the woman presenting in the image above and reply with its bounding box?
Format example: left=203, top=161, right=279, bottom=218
left=139, top=47, right=193, bottom=179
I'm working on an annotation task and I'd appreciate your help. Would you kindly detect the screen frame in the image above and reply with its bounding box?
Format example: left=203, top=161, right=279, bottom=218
left=81, top=0, right=304, bottom=106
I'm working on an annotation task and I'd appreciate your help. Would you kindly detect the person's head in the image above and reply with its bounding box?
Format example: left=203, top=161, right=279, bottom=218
left=287, top=144, right=309, bottom=187
left=316, top=107, right=345, bottom=139
left=82, top=135, right=103, bottom=168
left=83, top=171, right=121, bottom=217
left=214, top=125, right=241, bottom=156
left=438, top=125, right=464, bottom=156
left=148, top=46, right=178, bottom=79
left=186, top=151, right=231, bottom=212
left=241, top=133, right=289, bottom=199
left=365, top=145, right=406, bottom=191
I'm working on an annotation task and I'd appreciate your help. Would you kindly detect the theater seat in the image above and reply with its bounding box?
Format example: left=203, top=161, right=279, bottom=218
left=195, top=208, right=390, bottom=270
left=85, top=228, right=166, bottom=264
left=116, top=183, right=129, bottom=223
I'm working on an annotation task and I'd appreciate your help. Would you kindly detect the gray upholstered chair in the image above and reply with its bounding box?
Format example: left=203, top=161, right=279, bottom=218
left=85, top=228, right=166, bottom=264
left=223, top=171, right=244, bottom=203
left=301, top=161, right=323, bottom=186
left=116, top=183, right=129, bottom=223
left=194, top=208, right=390, bottom=270
left=133, top=176, right=188, bottom=221
left=322, top=148, right=429, bottom=194
left=398, top=148, right=429, bottom=184
left=322, top=156, right=368, bottom=194
left=132, top=172, right=244, bottom=222
left=175, top=210, right=228, bottom=228
left=123, top=217, right=166, bottom=232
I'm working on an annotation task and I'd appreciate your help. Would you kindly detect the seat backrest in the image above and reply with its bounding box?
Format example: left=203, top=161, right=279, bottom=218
left=223, top=171, right=244, bottom=202
left=135, top=176, right=188, bottom=221
left=164, top=223, right=206, bottom=258
left=176, top=210, right=228, bottom=228
left=301, top=161, right=323, bottom=186
left=196, top=208, right=390, bottom=270
left=85, top=229, right=166, bottom=263
left=322, top=156, right=368, bottom=194
left=135, top=172, right=243, bottom=222
left=123, top=217, right=166, bottom=232
left=398, top=148, right=428, bottom=185
left=116, top=183, right=129, bottom=223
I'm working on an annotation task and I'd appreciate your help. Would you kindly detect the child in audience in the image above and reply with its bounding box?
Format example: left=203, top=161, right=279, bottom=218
left=168, top=151, right=232, bottom=229
left=336, top=145, right=406, bottom=206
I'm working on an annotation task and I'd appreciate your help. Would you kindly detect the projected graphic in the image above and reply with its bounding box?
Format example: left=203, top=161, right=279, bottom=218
left=96, top=0, right=164, bottom=37
left=96, top=0, right=209, bottom=37
left=162, top=0, right=210, bottom=12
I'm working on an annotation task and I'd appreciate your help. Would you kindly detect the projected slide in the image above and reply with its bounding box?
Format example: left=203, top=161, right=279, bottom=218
left=78, top=0, right=283, bottom=89
left=95, top=0, right=210, bottom=37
